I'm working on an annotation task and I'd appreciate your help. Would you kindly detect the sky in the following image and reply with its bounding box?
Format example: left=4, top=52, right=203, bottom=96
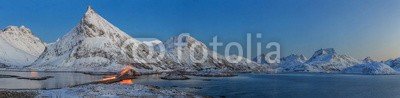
left=1, top=0, right=400, bottom=61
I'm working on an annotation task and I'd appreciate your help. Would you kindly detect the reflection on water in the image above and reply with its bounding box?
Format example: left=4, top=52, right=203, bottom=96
left=30, top=71, right=38, bottom=77
left=3, top=71, right=400, bottom=98
left=0, top=71, right=104, bottom=90
left=102, top=75, right=116, bottom=81
left=120, top=79, right=134, bottom=85
left=135, top=73, right=400, bottom=98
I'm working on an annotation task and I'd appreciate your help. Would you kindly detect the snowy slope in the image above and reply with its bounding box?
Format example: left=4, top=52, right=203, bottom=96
left=227, top=55, right=276, bottom=72
left=161, top=35, right=273, bottom=73
left=278, top=54, right=312, bottom=72
left=305, top=48, right=360, bottom=72
left=141, top=40, right=162, bottom=46
left=253, top=48, right=360, bottom=73
left=252, top=54, right=270, bottom=64
left=163, top=35, right=237, bottom=72
left=140, top=39, right=164, bottom=52
left=30, top=7, right=168, bottom=72
left=385, top=57, right=400, bottom=71
left=28, top=6, right=273, bottom=73
left=343, top=57, right=396, bottom=75
left=0, top=26, right=45, bottom=68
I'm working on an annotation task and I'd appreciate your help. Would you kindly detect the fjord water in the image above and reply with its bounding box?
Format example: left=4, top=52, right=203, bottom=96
left=136, top=73, right=400, bottom=98
left=0, top=71, right=103, bottom=89
left=1, top=71, right=400, bottom=98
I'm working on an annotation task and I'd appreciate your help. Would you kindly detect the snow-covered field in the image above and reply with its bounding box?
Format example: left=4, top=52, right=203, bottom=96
left=1, top=83, right=199, bottom=98
left=36, top=83, right=198, bottom=97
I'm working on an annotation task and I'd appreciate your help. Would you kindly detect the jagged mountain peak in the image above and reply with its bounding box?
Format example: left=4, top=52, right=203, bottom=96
left=282, top=54, right=308, bottom=62
left=278, top=54, right=309, bottom=72
left=0, top=26, right=45, bottom=67
left=343, top=62, right=396, bottom=75
left=85, top=6, right=95, bottom=15
left=385, top=57, right=400, bottom=71
left=30, top=6, right=152, bottom=72
left=313, top=48, right=336, bottom=56
left=165, top=34, right=207, bottom=50
left=166, top=34, right=199, bottom=44
left=308, top=48, right=340, bottom=62
left=363, top=57, right=375, bottom=63
left=305, top=48, right=360, bottom=72
left=82, top=6, right=103, bottom=25
left=72, top=6, right=131, bottom=40
left=0, top=26, right=44, bottom=56
left=2, top=26, right=31, bottom=34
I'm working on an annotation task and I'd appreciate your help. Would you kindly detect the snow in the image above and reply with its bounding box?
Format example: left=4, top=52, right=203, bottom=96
left=0, top=26, right=45, bottom=68
left=163, top=34, right=267, bottom=73
left=256, top=48, right=361, bottom=73
left=1, top=6, right=397, bottom=75
left=227, top=55, right=276, bottom=73
left=343, top=58, right=396, bottom=75
left=385, top=57, right=400, bottom=71
left=163, top=35, right=227, bottom=71
left=35, top=83, right=195, bottom=97
left=304, top=48, right=360, bottom=72
left=29, top=6, right=168, bottom=73
left=27, top=7, right=274, bottom=73
left=252, top=54, right=270, bottom=64
left=278, top=54, right=309, bottom=72
left=141, top=40, right=162, bottom=46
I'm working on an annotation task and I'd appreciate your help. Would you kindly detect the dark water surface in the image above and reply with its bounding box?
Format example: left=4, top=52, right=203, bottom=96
left=0, top=71, right=103, bottom=89
left=135, top=73, right=400, bottom=98
left=1, top=71, right=400, bottom=98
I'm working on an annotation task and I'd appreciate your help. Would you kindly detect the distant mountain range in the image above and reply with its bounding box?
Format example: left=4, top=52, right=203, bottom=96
left=1, top=7, right=399, bottom=75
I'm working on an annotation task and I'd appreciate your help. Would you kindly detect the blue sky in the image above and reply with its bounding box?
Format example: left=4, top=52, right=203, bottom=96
left=1, top=0, right=400, bottom=60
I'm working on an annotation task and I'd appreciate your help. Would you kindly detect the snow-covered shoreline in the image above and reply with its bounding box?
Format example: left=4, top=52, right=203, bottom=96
left=1, top=83, right=201, bottom=98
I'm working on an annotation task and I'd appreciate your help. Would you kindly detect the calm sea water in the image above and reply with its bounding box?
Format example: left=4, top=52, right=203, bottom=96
left=0, top=71, right=103, bottom=89
left=1, top=71, right=400, bottom=98
left=135, top=73, right=400, bottom=98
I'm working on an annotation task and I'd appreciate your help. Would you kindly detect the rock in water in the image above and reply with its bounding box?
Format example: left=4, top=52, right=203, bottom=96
left=161, top=71, right=190, bottom=80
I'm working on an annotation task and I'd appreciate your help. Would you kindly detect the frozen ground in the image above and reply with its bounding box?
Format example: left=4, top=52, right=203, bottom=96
left=1, top=83, right=200, bottom=98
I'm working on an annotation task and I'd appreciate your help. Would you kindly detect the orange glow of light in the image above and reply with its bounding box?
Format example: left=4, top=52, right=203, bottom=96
left=120, top=79, right=134, bottom=85
left=120, top=66, right=133, bottom=75
left=31, top=71, right=39, bottom=77
left=102, top=75, right=116, bottom=81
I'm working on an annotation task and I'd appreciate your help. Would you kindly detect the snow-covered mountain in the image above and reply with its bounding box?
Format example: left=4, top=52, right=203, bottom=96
left=0, top=26, right=45, bottom=68
left=385, top=57, right=400, bottom=71
left=226, top=55, right=275, bottom=73
left=278, top=54, right=310, bottom=72
left=252, top=54, right=271, bottom=64
left=27, top=6, right=274, bottom=73
left=305, top=48, right=360, bottom=72
left=140, top=39, right=164, bottom=52
left=163, top=35, right=234, bottom=72
left=30, top=7, right=168, bottom=72
left=141, top=40, right=162, bottom=46
left=343, top=57, right=396, bottom=75
left=253, top=48, right=360, bottom=73
left=161, top=35, right=273, bottom=72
